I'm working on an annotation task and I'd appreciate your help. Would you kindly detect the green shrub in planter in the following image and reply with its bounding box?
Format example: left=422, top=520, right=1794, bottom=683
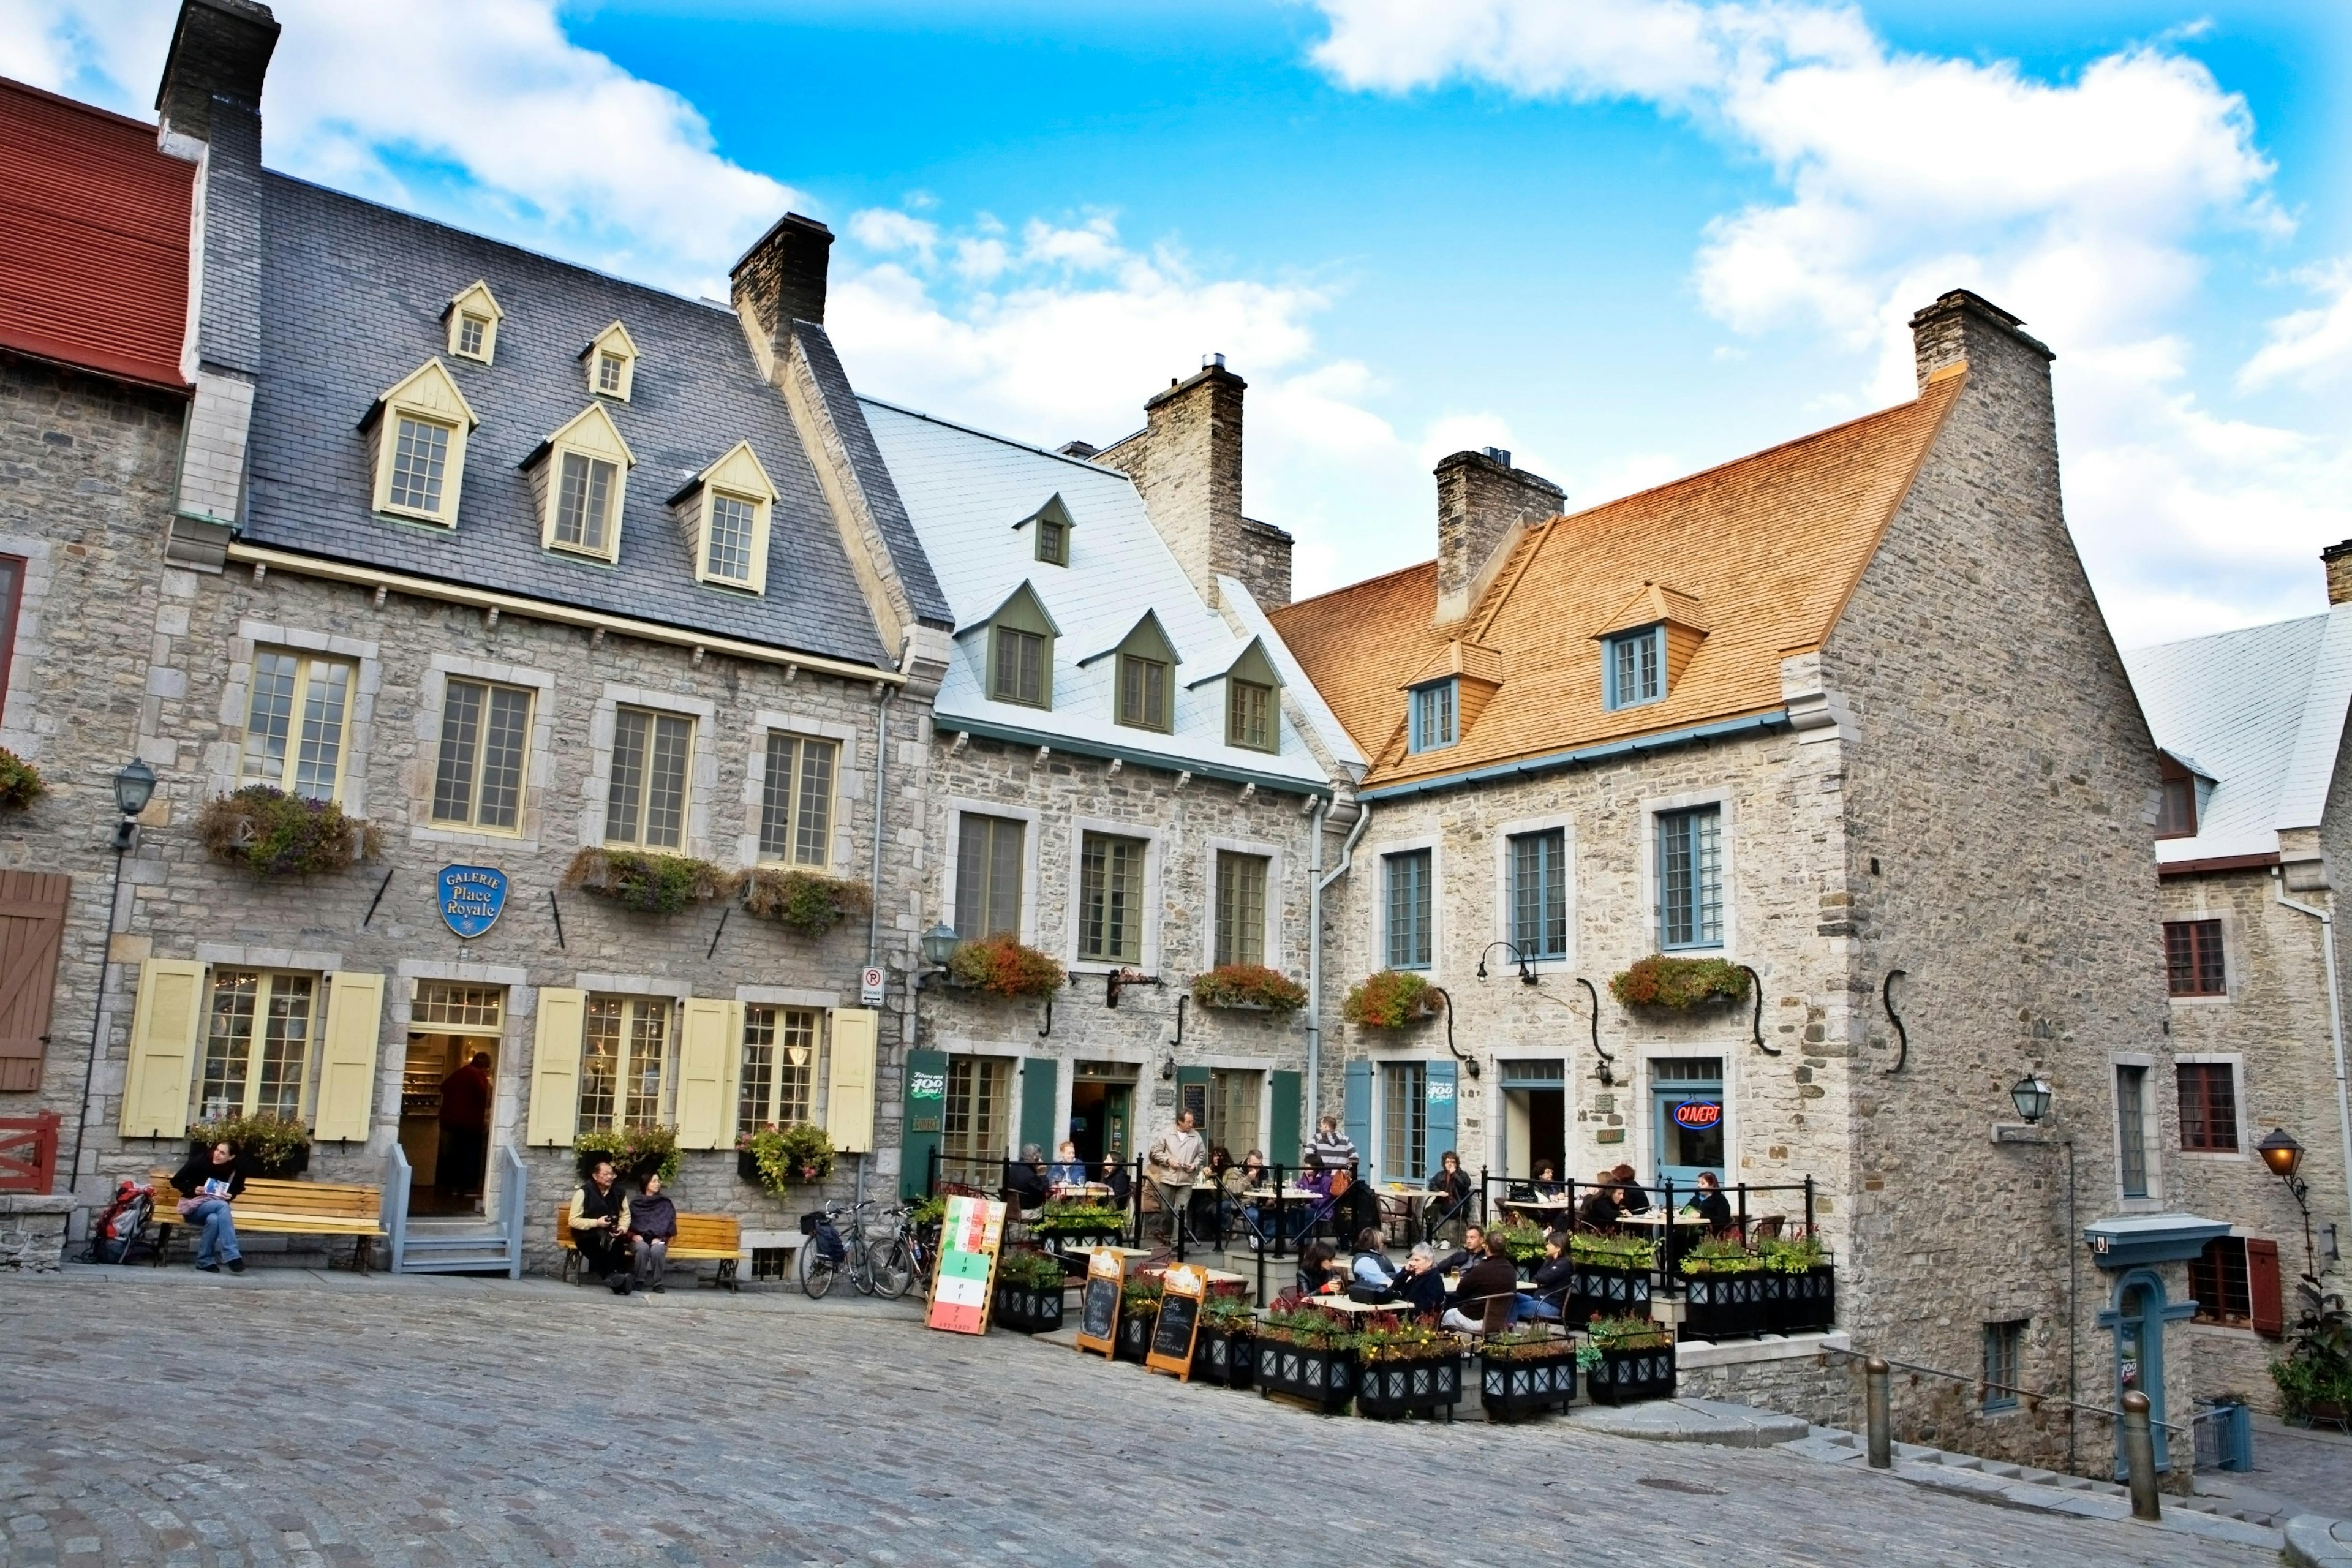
left=187, top=1112, right=311, bottom=1176
left=564, top=848, right=736, bottom=916
left=575, top=1125, right=680, bottom=1185
left=0, top=748, right=45, bottom=812
left=737, top=1122, right=835, bottom=1192
left=197, top=787, right=382, bottom=876
left=741, top=867, right=873, bottom=938
left=1608, top=955, right=1748, bottom=1010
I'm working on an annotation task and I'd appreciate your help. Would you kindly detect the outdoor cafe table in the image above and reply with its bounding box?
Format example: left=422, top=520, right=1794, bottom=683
left=1374, top=1185, right=1426, bottom=1240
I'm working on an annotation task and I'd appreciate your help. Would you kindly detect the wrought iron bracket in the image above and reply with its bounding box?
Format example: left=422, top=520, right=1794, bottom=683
left=1741, top=965, right=1779, bottom=1056
left=1426, top=987, right=1482, bottom=1079
left=1576, top=976, right=1613, bottom=1085
left=1883, top=968, right=1908, bottom=1074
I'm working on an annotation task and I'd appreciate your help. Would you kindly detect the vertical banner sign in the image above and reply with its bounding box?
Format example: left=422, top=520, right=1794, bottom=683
left=1074, top=1247, right=1125, bottom=1360
left=1145, top=1263, right=1208, bottom=1381
left=925, top=1193, right=1006, bottom=1335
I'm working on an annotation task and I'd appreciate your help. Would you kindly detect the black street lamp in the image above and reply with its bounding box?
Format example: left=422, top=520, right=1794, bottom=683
left=919, top=921, right=958, bottom=972
left=70, top=760, right=160, bottom=1188
left=1474, top=941, right=1540, bottom=985
left=2009, top=1074, right=2053, bottom=1126
left=2258, top=1127, right=2323, bottom=1285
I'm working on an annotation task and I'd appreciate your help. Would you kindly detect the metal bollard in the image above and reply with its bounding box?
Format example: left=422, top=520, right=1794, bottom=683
left=2120, top=1392, right=2161, bottom=1520
left=1865, top=1356, right=1891, bottom=1468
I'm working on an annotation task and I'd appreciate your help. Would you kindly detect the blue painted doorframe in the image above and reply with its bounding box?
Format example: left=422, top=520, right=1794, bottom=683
left=2098, top=1268, right=2193, bottom=1477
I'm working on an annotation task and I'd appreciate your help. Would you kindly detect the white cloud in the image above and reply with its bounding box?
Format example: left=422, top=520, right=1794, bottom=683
left=2241, top=258, right=2352, bottom=393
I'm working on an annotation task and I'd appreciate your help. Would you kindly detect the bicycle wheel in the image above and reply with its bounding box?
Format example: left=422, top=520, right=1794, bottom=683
left=797, top=1240, right=838, bottom=1298
left=870, top=1237, right=914, bottom=1300
left=850, top=1240, right=878, bottom=1296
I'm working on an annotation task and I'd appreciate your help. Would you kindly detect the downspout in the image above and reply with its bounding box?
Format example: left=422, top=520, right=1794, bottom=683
left=2272, top=868, right=2352, bottom=1245
left=1308, top=799, right=1371, bottom=1129
left=869, top=684, right=892, bottom=970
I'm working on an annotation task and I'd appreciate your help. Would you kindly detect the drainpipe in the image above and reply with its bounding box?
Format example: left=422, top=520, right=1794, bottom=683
left=1307, top=799, right=1370, bottom=1128
left=869, top=685, right=892, bottom=971
left=2272, top=867, right=2352, bottom=1245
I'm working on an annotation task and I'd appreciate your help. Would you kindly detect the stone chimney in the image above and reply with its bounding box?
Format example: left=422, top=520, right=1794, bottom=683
left=729, top=213, right=834, bottom=368
left=1093, top=355, right=1293, bottom=609
left=155, top=0, right=278, bottom=145
left=2323, top=541, right=2352, bottom=606
left=1434, top=447, right=1564, bottom=625
left=1910, top=289, right=2053, bottom=397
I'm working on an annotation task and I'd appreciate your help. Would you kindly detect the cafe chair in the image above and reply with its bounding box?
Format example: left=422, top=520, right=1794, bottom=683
left=1748, top=1213, right=1784, bottom=1242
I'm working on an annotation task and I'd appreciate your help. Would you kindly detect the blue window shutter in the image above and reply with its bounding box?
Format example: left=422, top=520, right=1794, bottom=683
left=1423, top=1060, right=1457, bottom=1180
left=1343, top=1058, right=1373, bottom=1173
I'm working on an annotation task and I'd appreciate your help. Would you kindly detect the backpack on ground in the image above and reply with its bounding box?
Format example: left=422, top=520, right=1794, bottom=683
left=88, top=1180, right=154, bottom=1265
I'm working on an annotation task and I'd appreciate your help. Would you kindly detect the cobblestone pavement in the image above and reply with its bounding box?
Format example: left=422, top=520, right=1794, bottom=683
left=0, top=1268, right=2279, bottom=1567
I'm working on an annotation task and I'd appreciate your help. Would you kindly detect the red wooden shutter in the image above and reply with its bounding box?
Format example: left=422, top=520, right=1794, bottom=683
left=2247, top=1237, right=2284, bottom=1337
left=0, top=870, right=70, bottom=1092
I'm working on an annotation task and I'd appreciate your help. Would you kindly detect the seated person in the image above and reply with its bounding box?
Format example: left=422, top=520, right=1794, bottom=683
left=628, top=1171, right=679, bottom=1294
left=1611, top=1163, right=1651, bottom=1216
left=569, top=1159, right=633, bottom=1291
left=1441, top=1233, right=1522, bottom=1335
left=1330, top=1165, right=1382, bottom=1248
left=1436, top=1223, right=1486, bottom=1277
left=1296, top=1239, right=1341, bottom=1297
left=1515, top=1230, right=1573, bottom=1323
left=1426, top=1150, right=1472, bottom=1237
left=1393, top=1243, right=1450, bottom=1316
left=1578, top=1170, right=1621, bottom=1231
left=1004, top=1144, right=1050, bottom=1212
left=1349, top=1226, right=1398, bottom=1298
left=1295, top=1148, right=1332, bottom=1197
left=1692, top=1170, right=1734, bottom=1231
left=1102, top=1158, right=1132, bottom=1207
left=1047, top=1140, right=1086, bottom=1190
left=1531, top=1161, right=1565, bottom=1199
left=172, top=1139, right=247, bottom=1275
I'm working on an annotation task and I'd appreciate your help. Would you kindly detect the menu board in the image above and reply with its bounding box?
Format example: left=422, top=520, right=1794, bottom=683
left=1074, top=1248, right=1123, bottom=1360
left=1145, top=1264, right=1207, bottom=1381
left=924, top=1194, right=1006, bottom=1336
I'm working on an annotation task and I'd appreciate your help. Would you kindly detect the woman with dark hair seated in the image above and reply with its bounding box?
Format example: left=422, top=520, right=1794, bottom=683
left=1515, top=1230, right=1572, bottom=1322
left=1610, top=1163, right=1651, bottom=1216
left=1296, top=1239, right=1341, bottom=1297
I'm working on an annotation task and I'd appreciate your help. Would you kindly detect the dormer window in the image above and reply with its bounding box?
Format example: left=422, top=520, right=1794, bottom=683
left=523, top=404, right=635, bottom=563
left=976, top=581, right=1060, bottom=709
left=2156, top=753, right=2206, bottom=839
left=443, top=281, right=503, bottom=364
left=363, top=360, right=478, bottom=527
left=1594, top=582, right=1706, bottom=714
left=582, top=322, right=638, bottom=401
left=555, top=453, right=619, bottom=554
left=669, top=442, right=778, bottom=594
left=1014, top=492, right=1076, bottom=567
left=1197, top=636, right=1286, bottom=755
left=1085, top=609, right=1181, bottom=734
left=1605, top=625, right=1664, bottom=710
left=1410, top=679, right=1457, bottom=752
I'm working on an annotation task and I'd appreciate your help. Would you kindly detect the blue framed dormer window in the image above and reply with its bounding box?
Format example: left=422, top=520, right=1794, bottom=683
left=1657, top=805, right=1722, bottom=950
left=1606, top=624, right=1665, bottom=710
left=1409, top=680, right=1457, bottom=753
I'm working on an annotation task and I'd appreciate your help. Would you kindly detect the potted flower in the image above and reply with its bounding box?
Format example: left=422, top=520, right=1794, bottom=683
left=947, top=935, right=1065, bottom=1000
left=564, top=847, right=736, bottom=917
left=575, top=1125, right=679, bottom=1185
left=741, top=867, right=873, bottom=938
left=0, top=748, right=45, bottom=812
left=2270, top=1284, right=2351, bottom=1428
left=1581, top=1313, right=1677, bottom=1406
left=1193, top=1295, right=1259, bottom=1389
left=1568, top=1231, right=1656, bottom=1324
left=1252, top=1305, right=1359, bottom=1414
left=197, top=786, right=381, bottom=877
left=1608, top=955, right=1749, bottom=1011
left=992, top=1248, right=1068, bottom=1334
left=1758, top=1232, right=1836, bottom=1334
left=1479, top=1325, right=1580, bottom=1420
left=1678, top=1234, right=1767, bottom=1341
left=187, top=1112, right=311, bottom=1178
left=1030, top=1200, right=1131, bottom=1272
left=1341, top=970, right=1439, bottom=1029
left=1117, top=1275, right=1164, bottom=1363
left=1492, top=1218, right=1549, bottom=1280
left=1353, top=1311, right=1465, bottom=1421
left=1191, top=964, right=1308, bottom=1016
left=737, top=1122, right=836, bottom=1192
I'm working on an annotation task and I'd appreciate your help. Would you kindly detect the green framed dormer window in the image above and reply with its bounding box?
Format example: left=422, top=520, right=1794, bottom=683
left=1015, top=492, right=1077, bottom=567
left=1085, top=609, right=1182, bottom=733
left=979, top=580, right=1060, bottom=709
left=1188, top=635, right=1285, bottom=755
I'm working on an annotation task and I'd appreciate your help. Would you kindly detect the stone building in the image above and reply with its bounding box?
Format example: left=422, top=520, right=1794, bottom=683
left=2123, top=558, right=2352, bottom=1415
left=861, top=361, right=1347, bottom=1199
left=1273, top=292, right=2212, bottom=1476
left=23, top=0, right=957, bottom=1275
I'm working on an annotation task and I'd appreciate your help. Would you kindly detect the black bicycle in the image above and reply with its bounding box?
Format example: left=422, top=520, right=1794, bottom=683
left=798, top=1199, right=917, bottom=1300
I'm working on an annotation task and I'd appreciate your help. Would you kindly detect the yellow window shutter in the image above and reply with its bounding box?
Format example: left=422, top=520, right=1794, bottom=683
left=674, top=997, right=736, bottom=1150
left=119, top=958, right=206, bottom=1138
left=312, top=971, right=386, bottom=1143
left=825, top=1007, right=878, bottom=1153
left=526, top=987, right=587, bottom=1147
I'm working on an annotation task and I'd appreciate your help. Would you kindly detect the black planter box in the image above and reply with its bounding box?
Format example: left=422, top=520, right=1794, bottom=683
left=1585, top=1340, right=1676, bottom=1406
left=1254, top=1339, right=1355, bottom=1413
left=1041, top=1230, right=1126, bottom=1274
left=1357, top=1353, right=1462, bottom=1421
left=736, top=1147, right=761, bottom=1184
left=1193, top=1327, right=1256, bottom=1389
left=1679, top=1268, right=1767, bottom=1341
left=993, top=1283, right=1065, bottom=1335
left=1480, top=1349, right=1578, bottom=1419
left=1570, top=1262, right=1651, bottom=1325
left=1115, top=1311, right=1155, bottom=1363
left=1763, top=1265, right=1836, bottom=1333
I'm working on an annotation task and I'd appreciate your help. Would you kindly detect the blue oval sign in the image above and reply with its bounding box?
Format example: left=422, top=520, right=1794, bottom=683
left=439, top=864, right=508, bottom=939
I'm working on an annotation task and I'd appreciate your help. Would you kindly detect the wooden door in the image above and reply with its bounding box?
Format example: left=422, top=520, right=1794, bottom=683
left=0, top=870, right=70, bottom=1093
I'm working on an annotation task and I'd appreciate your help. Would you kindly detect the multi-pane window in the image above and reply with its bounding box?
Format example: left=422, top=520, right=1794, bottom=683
left=1607, top=625, right=1664, bottom=709
left=605, top=707, right=692, bottom=849
left=243, top=650, right=356, bottom=802
left=1215, top=851, right=1269, bottom=967
left=412, top=980, right=502, bottom=1031
left=456, top=315, right=487, bottom=358
left=196, top=970, right=315, bottom=1123
left=578, top=995, right=670, bottom=1133
left=2188, top=1237, right=2252, bottom=1325
left=1657, top=806, right=1723, bottom=950
left=1118, top=655, right=1171, bottom=731
left=1410, top=680, right=1456, bottom=752
left=1078, top=832, right=1147, bottom=963
left=2155, top=775, right=2197, bottom=838
left=388, top=416, right=453, bottom=515
left=705, top=492, right=757, bottom=584
left=1035, top=518, right=1067, bottom=565
left=1208, top=1068, right=1261, bottom=1155
left=736, top=1006, right=821, bottom=1136
left=992, top=626, right=1046, bottom=706
left=553, top=451, right=619, bottom=553
left=2177, top=1063, right=2240, bottom=1153
left=758, top=733, right=836, bottom=867
left=942, top=1055, right=1009, bottom=1186
left=2165, top=919, right=2225, bottom=997
left=431, top=679, right=531, bottom=831
left=597, top=353, right=626, bottom=395
left=1982, top=1320, right=2025, bottom=1410
left=1509, top=828, right=1568, bottom=960
left=2116, top=1064, right=2150, bottom=1198
left=1227, top=679, right=1276, bottom=752
left=954, top=815, right=1025, bottom=940
left=1381, top=1061, right=1428, bottom=1182
left=1384, top=848, right=1433, bottom=970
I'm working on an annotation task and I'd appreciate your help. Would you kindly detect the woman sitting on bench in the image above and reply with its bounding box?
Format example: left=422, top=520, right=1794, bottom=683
left=628, top=1172, right=679, bottom=1294
left=172, top=1139, right=246, bottom=1275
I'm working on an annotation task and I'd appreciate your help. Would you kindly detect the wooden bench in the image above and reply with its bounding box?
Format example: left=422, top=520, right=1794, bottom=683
left=554, top=1204, right=743, bottom=1290
left=149, top=1170, right=386, bottom=1273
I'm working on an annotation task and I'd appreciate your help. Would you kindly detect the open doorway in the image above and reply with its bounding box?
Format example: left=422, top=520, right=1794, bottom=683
left=1500, top=1058, right=1566, bottom=1181
left=1068, top=1060, right=1137, bottom=1176
left=398, top=982, right=505, bottom=1216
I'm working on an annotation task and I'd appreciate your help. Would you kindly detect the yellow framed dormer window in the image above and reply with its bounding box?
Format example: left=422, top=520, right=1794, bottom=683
left=242, top=649, right=357, bottom=802
left=525, top=403, right=636, bottom=563
left=582, top=321, right=638, bottom=401
left=670, top=441, right=777, bottom=593
left=443, top=280, right=503, bottom=364
left=364, top=360, right=478, bottom=527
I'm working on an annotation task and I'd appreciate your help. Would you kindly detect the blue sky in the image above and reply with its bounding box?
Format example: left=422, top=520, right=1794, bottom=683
left=9, top=0, right=2349, bottom=646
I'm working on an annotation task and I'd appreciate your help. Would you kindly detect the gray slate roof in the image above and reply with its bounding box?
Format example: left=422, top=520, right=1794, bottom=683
left=2123, top=605, right=2352, bottom=863
left=241, top=172, right=891, bottom=669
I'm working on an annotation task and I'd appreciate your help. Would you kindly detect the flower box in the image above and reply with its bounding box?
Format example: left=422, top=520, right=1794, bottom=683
left=1680, top=1267, right=1767, bottom=1341
left=1584, top=1339, right=1676, bottom=1406
left=993, top=1282, right=1065, bottom=1335
left=1764, top=1264, right=1836, bottom=1334
left=1193, top=1327, right=1256, bottom=1389
left=1570, top=1262, right=1651, bottom=1325
left=1356, top=1352, right=1463, bottom=1421
left=1254, top=1340, right=1355, bottom=1414
left=1480, top=1346, right=1579, bottom=1420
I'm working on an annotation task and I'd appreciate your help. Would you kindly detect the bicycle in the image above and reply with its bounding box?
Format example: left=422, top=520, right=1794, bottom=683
left=797, top=1200, right=918, bottom=1300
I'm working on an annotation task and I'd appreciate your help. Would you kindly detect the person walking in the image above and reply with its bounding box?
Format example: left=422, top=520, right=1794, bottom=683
left=1144, top=1109, right=1206, bottom=1246
left=436, top=1051, right=494, bottom=1201
left=627, top=1171, right=678, bottom=1294
left=172, top=1139, right=246, bottom=1274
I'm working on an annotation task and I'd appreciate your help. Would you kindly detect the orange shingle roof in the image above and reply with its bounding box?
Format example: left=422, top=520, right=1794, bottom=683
left=1272, top=372, right=1964, bottom=788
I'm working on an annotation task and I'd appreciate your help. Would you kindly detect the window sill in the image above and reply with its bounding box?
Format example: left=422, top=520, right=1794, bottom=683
left=2187, top=1319, right=2261, bottom=1338
left=2179, top=1149, right=2248, bottom=1162
left=2166, top=994, right=2233, bottom=1007
left=374, top=507, right=456, bottom=530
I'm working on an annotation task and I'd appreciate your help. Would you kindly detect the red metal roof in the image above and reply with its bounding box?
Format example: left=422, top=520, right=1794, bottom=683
left=0, top=76, right=192, bottom=393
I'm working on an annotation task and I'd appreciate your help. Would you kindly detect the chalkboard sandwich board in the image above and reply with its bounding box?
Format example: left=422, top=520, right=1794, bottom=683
left=1145, top=1264, right=1208, bottom=1381
left=1074, top=1247, right=1124, bottom=1360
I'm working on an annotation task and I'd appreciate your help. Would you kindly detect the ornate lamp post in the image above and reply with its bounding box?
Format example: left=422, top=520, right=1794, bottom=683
left=2257, top=1127, right=2323, bottom=1285
left=68, top=760, right=160, bottom=1187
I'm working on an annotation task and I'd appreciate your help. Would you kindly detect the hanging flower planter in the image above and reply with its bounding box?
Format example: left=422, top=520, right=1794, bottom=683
left=0, top=748, right=45, bottom=812
left=736, top=1123, right=836, bottom=1193
left=1342, top=970, right=1439, bottom=1029
left=1608, top=956, right=1749, bottom=1011
left=197, top=787, right=381, bottom=877
left=946, top=935, right=1065, bottom=1000
left=1191, top=964, right=1308, bottom=1015
left=564, top=847, right=736, bottom=917
left=186, top=1113, right=310, bottom=1177
left=575, top=1125, right=680, bottom=1185
left=741, top=867, right=872, bottom=938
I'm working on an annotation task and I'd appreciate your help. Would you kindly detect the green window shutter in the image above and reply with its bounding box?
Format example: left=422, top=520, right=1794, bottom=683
left=1268, top=1069, right=1301, bottom=1168
left=900, top=1047, right=948, bottom=1200
left=1018, top=1055, right=1059, bottom=1158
